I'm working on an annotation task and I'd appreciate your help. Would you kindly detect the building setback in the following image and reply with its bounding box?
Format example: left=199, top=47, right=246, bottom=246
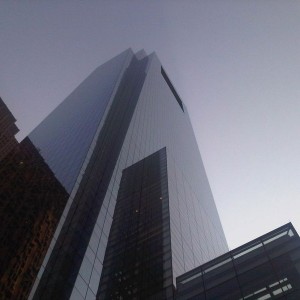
left=176, top=223, right=300, bottom=300
left=0, top=49, right=228, bottom=299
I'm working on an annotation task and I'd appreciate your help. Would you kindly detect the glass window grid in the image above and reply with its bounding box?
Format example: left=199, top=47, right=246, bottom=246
left=32, top=52, right=229, bottom=299
left=177, top=223, right=300, bottom=300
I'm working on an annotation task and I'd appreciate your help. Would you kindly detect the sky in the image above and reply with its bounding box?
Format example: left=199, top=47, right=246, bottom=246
left=1, top=1, right=300, bottom=250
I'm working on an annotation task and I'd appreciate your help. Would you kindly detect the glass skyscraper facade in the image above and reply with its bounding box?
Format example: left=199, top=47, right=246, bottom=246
left=1, top=49, right=227, bottom=299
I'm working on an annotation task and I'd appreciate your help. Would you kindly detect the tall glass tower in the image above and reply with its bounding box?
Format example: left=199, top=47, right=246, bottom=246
left=24, top=49, right=228, bottom=299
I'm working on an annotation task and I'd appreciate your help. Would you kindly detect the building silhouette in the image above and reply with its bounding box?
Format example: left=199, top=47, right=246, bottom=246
left=0, top=97, right=19, bottom=162
left=0, top=49, right=228, bottom=299
left=0, top=98, right=69, bottom=300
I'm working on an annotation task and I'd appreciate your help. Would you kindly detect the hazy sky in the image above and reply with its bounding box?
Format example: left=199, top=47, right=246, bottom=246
left=1, top=1, right=300, bottom=249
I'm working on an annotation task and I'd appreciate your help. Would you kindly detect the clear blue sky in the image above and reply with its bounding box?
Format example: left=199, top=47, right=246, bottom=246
left=1, top=1, right=300, bottom=249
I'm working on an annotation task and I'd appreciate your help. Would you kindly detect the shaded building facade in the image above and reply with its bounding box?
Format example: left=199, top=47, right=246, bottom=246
left=1, top=49, right=227, bottom=299
left=97, top=148, right=172, bottom=299
left=176, top=223, right=300, bottom=300
left=0, top=138, right=69, bottom=299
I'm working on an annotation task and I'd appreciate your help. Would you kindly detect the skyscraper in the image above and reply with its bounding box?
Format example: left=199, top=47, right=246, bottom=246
left=2, top=49, right=228, bottom=299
